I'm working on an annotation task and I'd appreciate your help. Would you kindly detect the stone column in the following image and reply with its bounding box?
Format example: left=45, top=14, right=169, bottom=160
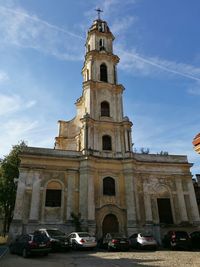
left=9, top=171, right=26, bottom=238
left=128, top=129, right=133, bottom=152
left=143, top=183, right=153, bottom=224
left=79, top=167, right=88, bottom=222
left=13, top=171, right=26, bottom=221
left=187, top=180, right=200, bottom=223
left=29, top=171, right=41, bottom=222
left=94, top=127, right=98, bottom=152
left=88, top=174, right=95, bottom=221
left=115, top=127, right=121, bottom=155
left=176, top=179, right=188, bottom=222
left=66, top=171, right=75, bottom=220
left=124, top=171, right=137, bottom=235
left=87, top=172, right=96, bottom=234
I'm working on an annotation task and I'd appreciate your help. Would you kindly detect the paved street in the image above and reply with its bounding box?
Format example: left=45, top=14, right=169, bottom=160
left=1, top=249, right=200, bottom=267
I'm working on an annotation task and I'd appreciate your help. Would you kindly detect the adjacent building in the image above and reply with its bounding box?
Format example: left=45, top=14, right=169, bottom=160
left=10, top=17, right=200, bottom=242
left=193, top=133, right=200, bottom=154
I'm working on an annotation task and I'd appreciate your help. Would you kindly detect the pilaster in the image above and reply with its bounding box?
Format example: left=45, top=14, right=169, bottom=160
left=187, top=180, right=200, bottom=223
left=176, top=179, right=188, bottom=222
left=29, top=171, right=41, bottom=222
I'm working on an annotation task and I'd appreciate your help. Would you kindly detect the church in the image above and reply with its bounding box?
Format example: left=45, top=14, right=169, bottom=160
left=10, top=15, right=200, bottom=242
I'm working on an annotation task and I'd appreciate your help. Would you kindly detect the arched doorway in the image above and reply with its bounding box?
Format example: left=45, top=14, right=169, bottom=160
left=102, top=214, right=119, bottom=235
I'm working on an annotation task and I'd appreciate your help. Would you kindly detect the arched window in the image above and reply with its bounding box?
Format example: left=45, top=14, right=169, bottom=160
left=100, top=63, right=108, bottom=82
left=103, top=177, right=115, bottom=196
left=101, top=101, right=110, bottom=117
left=102, top=135, right=112, bottom=150
left=45, top=181, right=62, bottom=207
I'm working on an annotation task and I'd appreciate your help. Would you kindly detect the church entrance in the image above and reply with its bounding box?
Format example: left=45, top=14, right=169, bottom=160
left=102, top=214, right=119, bottom=235
left=157, top=198, right=173, bottom=224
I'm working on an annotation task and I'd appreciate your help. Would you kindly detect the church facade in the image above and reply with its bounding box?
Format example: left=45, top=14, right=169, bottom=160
left=10, top=18, right=200, bottom=242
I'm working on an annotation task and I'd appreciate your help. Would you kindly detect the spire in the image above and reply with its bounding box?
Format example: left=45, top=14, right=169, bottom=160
left=95, top=8, right=103, bottom=20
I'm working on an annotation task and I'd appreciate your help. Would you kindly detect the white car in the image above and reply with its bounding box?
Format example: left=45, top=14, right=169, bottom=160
left=129, top=233, right=157, bottom=250
left=67, top=232, right=97, bottom=249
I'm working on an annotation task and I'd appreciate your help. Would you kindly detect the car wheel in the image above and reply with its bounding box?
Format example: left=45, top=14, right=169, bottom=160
left=43, top=252, right=49, bottom=256
left=22, top=248, right=29, bottom=258
left=72, top=241, right=78, bottom=250
left=170, top=242, right=175, bottom=250
left=108, top=246, right=112, bottom=252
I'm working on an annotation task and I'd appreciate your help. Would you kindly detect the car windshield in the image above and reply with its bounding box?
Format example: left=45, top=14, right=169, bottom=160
left=33, top=234, right=49, bottom=242
left=47, top=230, right=65, bottom=236
left=140, top=233, right=153, bottom=238
left=175, top=231, right=189, bottom=238
left=78, top=233, right=91, bottom=237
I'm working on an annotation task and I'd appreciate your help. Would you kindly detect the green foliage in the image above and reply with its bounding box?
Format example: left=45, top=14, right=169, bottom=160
left=140, top=147, right=150, bottom=154
left=0, top=141, right=27, bottom=234
left=158, top=151, right=169, bottom=156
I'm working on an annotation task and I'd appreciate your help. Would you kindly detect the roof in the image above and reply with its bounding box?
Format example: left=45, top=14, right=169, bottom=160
left=193, top=133, right=200, bottom=146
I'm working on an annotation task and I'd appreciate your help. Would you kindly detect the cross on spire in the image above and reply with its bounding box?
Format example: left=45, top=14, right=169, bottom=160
left=95, top=8, right=103, bottom=20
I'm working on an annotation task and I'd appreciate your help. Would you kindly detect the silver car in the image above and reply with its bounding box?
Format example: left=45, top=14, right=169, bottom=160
left=129, top=233, right=157, bottom=250
left=67, top=232, right=97, bottom=250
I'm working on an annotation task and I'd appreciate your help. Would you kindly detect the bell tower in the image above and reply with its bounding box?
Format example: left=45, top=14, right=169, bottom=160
left=55, top=15, right=133, bottom=158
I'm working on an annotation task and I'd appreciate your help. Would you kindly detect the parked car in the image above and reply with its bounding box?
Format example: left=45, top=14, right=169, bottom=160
left=190, top=231, right=200, bottom=249
left=106, top=233, right=130, bottom=252
left=34, top=228, right=70, bottom=252
left=162, top=231, right=191, bottom=250
left=67, top=232, right=97, bottom=250
left=129, top=233, right=157, bottom=250
left=9, top=233, right=51, bottom=258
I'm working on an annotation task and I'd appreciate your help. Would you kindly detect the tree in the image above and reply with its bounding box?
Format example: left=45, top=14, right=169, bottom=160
left=140, top=147, right=150, bottom=154
left=0, top=141, right=27, bottom=235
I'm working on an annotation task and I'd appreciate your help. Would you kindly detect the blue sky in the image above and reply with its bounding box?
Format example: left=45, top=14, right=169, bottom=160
left=0, top=0, right=200, bottom=176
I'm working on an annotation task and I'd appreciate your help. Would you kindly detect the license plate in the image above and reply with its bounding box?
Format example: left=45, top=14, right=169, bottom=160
left=180, top=238, right=186, bottom=241
left=120, top=241, right=126, bottom=243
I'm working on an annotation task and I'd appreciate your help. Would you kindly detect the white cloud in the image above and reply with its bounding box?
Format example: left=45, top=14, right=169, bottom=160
left=0, top=70, right=9, bottom=83
left=0, top=117, right=39, bottom=157
left=111, top=16, right=137, bottom=35
left=0, top=93, right=36, bottom=116
left=4, top=119, right=38, bottom=137
left=187, top=83, right=200, bottom=95
left=0, top=5, right=83, bottom=61
left=117, top=47, right=200, bottom=82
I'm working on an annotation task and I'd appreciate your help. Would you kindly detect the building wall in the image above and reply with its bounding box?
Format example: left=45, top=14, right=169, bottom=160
left=9, top=147, right=200, bottom=241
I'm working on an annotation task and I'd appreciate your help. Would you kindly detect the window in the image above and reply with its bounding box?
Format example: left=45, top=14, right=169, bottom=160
left=100, top=63, right=108, bottom=82
left=45, top=181, right=62, bottom=207
left=103, top=177, right=115, bottom=196
left=102, top=135, right=112, bottom=150
left=87, top=44, right=90, bottom=52
left=99, top=39, right=105, bottom=51
left=101, top=101, right=110, bottom=116
left=87, top=69, right=89, bottom=80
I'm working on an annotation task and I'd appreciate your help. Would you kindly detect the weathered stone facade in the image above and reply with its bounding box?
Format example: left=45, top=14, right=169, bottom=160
left=10, top=18, right=200, bottom=242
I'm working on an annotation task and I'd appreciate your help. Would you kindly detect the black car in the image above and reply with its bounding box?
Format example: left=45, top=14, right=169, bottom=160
left=101, top=233, right=130, bottom=251
left=162, top=231, right=191, bottom=250
left=34, top=228, right=70, bottom=252
left=190, top=231, right=200, bottom=249
left=9, top=233, right=51, bottom=258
